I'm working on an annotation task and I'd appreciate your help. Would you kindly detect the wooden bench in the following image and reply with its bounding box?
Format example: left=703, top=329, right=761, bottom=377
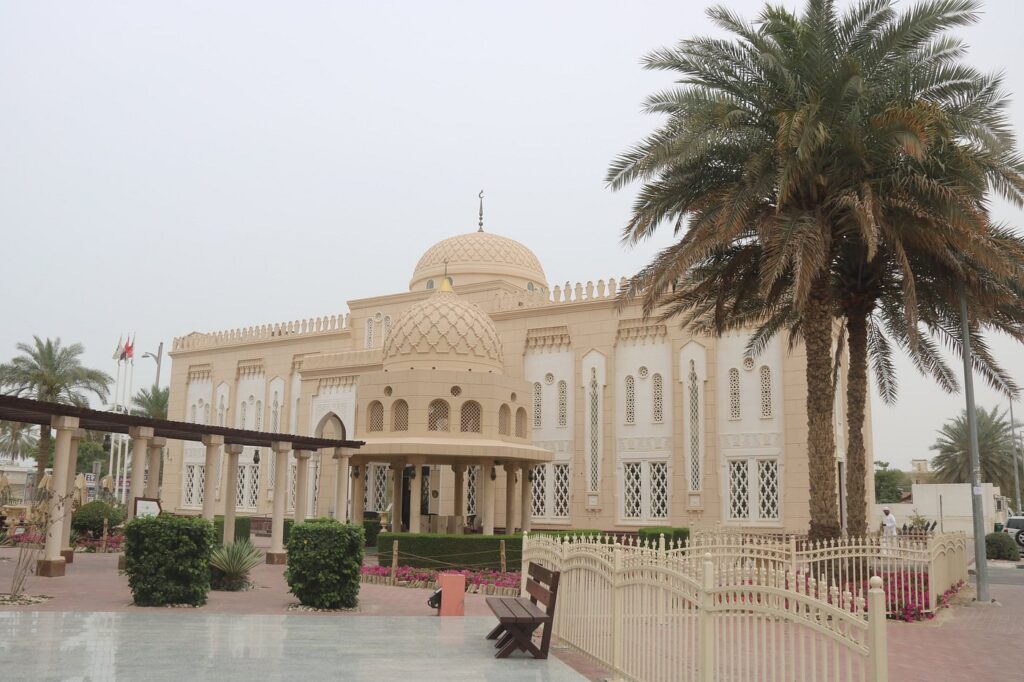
left=484, top=562, right=560, bottom=659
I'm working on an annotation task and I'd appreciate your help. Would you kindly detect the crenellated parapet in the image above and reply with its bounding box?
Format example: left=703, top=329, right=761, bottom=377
left=171, top=313, right=351, bottom=352
left=494, top=277, right=627, bottom=312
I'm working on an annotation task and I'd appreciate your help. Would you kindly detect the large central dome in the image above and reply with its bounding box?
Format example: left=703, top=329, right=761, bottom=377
left=410, top=231, right=547, bottom=292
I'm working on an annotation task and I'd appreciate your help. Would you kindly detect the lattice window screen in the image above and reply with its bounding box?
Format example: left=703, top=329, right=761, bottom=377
left=365, top=318, right=374, bottom=348
left=428, top=400, right=450, bottom=431
left=236, top=465, right=247, bottom=507
left=367, top=401, right=384, bottom=432
left=729, top=368, right=741, bottom=420
left=218, top=397, right=225, bottom=426
left=255, top=403, right=263, bottom=430
left=531, top=465, right=547, bottom=517
left=269, top=450, right=277, bottom=489
left=688, top=361, right=702, bottom=491
left=515, top=408, right=526, bottom=438
left=623, top=462, right=642, bottom=519
left=239, top=403, right=247, bottom=430
left=287, top=463, right=297, bottom=512
left=650, top=461, right=668, bottom=519
left=383, top=315, right=392, bottom=339
left=758, top=459, right=780, bottom=520
left=624, top=375, right=636, bottom=424
left=271, top=395, right=280, bottom=431
left=553, top=464, right=570, bottom=518
left=498, top=404, right=511, bottom=435
left=190, top=405, right=197, bottom=423
left=728, top=460, right=750, bottom=520
left=372, top=465, right=388, bottom=512
left=460, top=401, right=482, bottom=433
left=533, top=382, right=543, bottom=428
left=588, top=368, right=600, bottom=492
left=184, top=464, right=204, bottom=507
left=759, top=366, right=773, bottom=417
left=652, top=374, right=664, bottom=423
left=557, top=381, right=567, bottom=427
left=392, top=400, right=409, bottom=431
left=466, top=466, right=478, bottom=516
left=203, top=404, right=210, bottom=425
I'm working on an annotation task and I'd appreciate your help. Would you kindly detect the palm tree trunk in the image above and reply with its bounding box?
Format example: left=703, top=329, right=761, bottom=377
left=35, top=425, right=51, bottom=500
left=844, top=312, right=869, bottom=537
left=804, top=273, right=841, bottom=542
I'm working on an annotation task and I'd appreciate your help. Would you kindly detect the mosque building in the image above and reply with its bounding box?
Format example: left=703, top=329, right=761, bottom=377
left=164, top=206, right=870, bottom=535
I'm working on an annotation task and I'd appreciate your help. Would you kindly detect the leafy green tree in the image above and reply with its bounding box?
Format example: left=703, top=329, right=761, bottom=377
left=930, top=407, right=1021, bottom=501
left=0, top=420, right=37, bottom=460
left=131, top=384, right=169, bottom=419
left=874, top=461, right=910, bottom=505
left=606, top=0, right=1024, bottom=540
left=0, top=337, right=112, bottom=484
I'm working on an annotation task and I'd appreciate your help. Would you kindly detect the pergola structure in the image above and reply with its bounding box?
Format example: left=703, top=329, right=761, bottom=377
left=0, top=395, right=363, bottom=575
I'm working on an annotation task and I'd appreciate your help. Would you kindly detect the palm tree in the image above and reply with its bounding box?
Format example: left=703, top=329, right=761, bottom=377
left=0, top=336, right=112, bottom=483
left=0, top=421, right=37, bottom=460
left=606, top=0, right=1024, bottom=541
left=931, top=407, right=1021, bottom=501
left=131, top=384, right=169, bottom=419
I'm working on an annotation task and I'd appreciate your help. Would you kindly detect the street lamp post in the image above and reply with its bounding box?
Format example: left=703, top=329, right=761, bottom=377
left=1009, top=399, right=1022, bottom=514
left=958, top=282, right=990, bottom=603
left=142, top=341, right=163, bottom=388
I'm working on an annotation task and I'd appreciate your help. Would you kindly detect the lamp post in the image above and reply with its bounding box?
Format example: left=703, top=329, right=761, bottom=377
left=142, top=342, right=163, bottom=388
left=1009, top=399, right=1022, bottom=514
left=958, top=282, right=989, bottom=603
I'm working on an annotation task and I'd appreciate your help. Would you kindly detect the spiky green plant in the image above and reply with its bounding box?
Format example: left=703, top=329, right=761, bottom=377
left=209, top=539, right=263, bottom=591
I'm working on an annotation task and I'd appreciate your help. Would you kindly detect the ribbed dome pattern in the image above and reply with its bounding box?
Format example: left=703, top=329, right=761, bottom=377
left=382, top=290, right=504, bottom=372
left=410, top=231, right=546, bottom=290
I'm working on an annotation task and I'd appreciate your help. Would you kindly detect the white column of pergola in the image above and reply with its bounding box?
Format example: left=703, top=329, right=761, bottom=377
left=452, top=463, right=465, bottom=533
left=201, top=434, right=223, bottom=520
left=59, top=427, right=86, bottom=563
left=145, top=436, right=166, bottom=500
left=350, top=464, right=365, bottom=526
left=481, top=462, right=495, bottom=535
left=293, top=450, right=312, bottom=522
left=266, top=440, right=292, bottom=564
left=221, top=443, right=243, bottom=543
left=126, top=426, right=154, bottom=520
left=333, top=448, right=350, bottom=521
left=391, top=462, right=404, bottom=532
left=37, top=415, right=79, bottom=577
left=408, top=460, right=422, bottom=533
left=504, top=463, right=517, bottom=534
left=520, top=463, right=532, bottom=533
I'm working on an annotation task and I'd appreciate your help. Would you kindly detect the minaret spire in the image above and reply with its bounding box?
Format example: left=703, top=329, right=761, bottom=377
left=478, top=190, right=484, bottom=232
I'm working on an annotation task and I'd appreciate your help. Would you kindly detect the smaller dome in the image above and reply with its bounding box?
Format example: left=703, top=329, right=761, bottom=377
left=410, top=231, right=547, bottom=291
left=382, top=286, right=504, bottom=373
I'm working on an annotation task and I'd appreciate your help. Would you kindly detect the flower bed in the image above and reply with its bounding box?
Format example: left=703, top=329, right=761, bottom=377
left=76, top=534, right=124, bottom=553
left=361, top=565, right=521, bottom=596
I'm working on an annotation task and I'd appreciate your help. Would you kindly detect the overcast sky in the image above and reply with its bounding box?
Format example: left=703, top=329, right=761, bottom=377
left=2, top=1, right=1022, bottom=470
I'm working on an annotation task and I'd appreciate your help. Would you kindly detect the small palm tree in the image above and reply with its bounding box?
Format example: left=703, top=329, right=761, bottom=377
left=930, top=407, right=1021, bottom=501
left=0, top=337, right=112, bottom=483
left=0, top=421, right=37, bottom=460
left=131, top=385, right=169, bottom=420
left=210, top=540, right=264, bottom=591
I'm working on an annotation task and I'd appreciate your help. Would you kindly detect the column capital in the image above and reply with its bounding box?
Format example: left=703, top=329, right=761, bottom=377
left=149, top=436, right=168, bottom=448
left=294, top=450, right=312, bottom=460
left=50, top=415, right=79, bottom=431
left=503, top=462, right=518, bottom=473
left=71, top=428, right=87, bottom=441
left=224, top=443, right=244, bottom=456
left=452, top=463, right=465, bottom=474
left=270, top=441, right=292, bottom=453
left=333, top=449, right=351, bottom=460
left=201, top=434, right=224, bottom=447
left=129, top=426, right=155, bottom=440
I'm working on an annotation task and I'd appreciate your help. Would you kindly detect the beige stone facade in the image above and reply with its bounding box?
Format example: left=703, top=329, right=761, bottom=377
left=164, top=227, right=873, bottom=534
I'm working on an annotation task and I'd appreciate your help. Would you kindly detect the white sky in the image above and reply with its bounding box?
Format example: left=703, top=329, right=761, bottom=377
left=1, top=1, right=1022, bottom=470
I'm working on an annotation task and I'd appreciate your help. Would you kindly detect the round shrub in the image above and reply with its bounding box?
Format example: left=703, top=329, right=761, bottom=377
left=285, top=518, right=364, bottom=609
left=124, top=515, right=215, bottom=606
left=72, top=501, right=123, bottom=539
left=986, top=532, right=1020, bottom=561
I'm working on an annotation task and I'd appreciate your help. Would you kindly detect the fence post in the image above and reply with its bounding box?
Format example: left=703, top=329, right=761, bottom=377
left=789, top=534, right=798, bottom=576
left=520, top=532, right=529, bottom=596
left=699, top=556, right=715, bottom=682
left=101, top=517, right=109, bottom=554
left=612, top=545, right=623, bottom=676
left=391, top=540, right=399, bottom=585
left=500, top=539, right=506, bottom=574
left=868, top=576, right=888, bottom=682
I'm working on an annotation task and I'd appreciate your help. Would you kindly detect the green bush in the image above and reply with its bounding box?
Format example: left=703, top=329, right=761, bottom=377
left=376, top=532, right=518, bottom=570
left=72, top=501, right=124, bottom=539
left=363, top=519, right=382, bottom=548
left=210, top=539, right=263, bottom=591
left=986, top=532, right=1020, bottom=561
left=286, top=519, right=364, bottom=609
left=124, top=515, right=215, bottom=606
left=212, top=516, right=252, bottom=544
left=637, top=526, right=690, bottom=547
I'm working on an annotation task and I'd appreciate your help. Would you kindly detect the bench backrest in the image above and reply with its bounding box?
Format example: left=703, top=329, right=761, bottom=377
left=525, top=561, right=560, bottom=616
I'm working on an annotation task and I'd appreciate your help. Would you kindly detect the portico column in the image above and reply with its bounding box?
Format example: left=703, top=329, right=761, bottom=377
left=126, top=426, right=154, bottom=520
left=504, top=464, right=517, bottom=534
left=391, top=462, right=405, bottom=532
left=452, top=464, right=465, bottom=532
left=333, top=448, right=350, bottom=521
left=267, top=441, right=291, bottom=564
left=482, top=462, right=495, bottom=535
left=222, top=444, right=243, bottom=544
left=201, top=434, right=223, bottom=520
left=294, top=450, right=311, bottom=523
left=408, top=462, right=422, bottom=533
left=351, top=464, right=366, bottom=525
left=145, top=437, right=167, bottom=500
left=39, top=415, right=79, bottom=577
left=60, top=428, right=86, bottom=562
left=520, top=464, right=532, bottom=533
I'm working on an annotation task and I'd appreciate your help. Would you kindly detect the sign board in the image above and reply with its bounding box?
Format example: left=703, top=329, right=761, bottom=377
left=134, top=497, right=162, bottom=518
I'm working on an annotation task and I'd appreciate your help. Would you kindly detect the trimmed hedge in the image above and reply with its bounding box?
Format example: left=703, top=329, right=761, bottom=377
left=212, top=515, right=252, bottom=544
left=637, top=526, right=690, bottom=547
left=363, top=519, right=382, bottom=548
left=377, top=532, right=521, bottom=570
left=986, top=532, right=1020, bottom=561
left=72, top=501, right=124, bottom=539
left=285, top=518, right=364, bottom=609
left=124, top=515, right=215, bottom=606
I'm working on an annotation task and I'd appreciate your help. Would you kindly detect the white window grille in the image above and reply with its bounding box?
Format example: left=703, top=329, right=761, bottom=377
left=759, top=366, right=773, bottom=418
left=531, top=465, right=547, bottom=517
left=269, top=451, right=276, bottom=490
left=365, top=318, right=374, bottom=348
left=650, top=461, right=668, bottom=519
left=218, top=397, right=225, bottom=426
left=498, top=404, right=511, bottom=435
left=725, top=457, right=780, bottom=523
left=621, top=459, right=668, bottom=521
left=466, top=466, right=478, bottom=516
left=652, top=374, right=664, bottom=423
left=623, top=462, right=642, bottom=519
left=553, top=464, right=570, bottom=518
left=190, top=404, right=197, bottom=423
left=183, top=463, right=204, bottom=507
left=203, top=404, right=210, bottom=425
left=367, top=401, right=384, bottom=432
left=624, top=375, right=636, bottom=425
left=515, top=407, right=527, bottom=438
left=271, top=393, right=280, bottom=430
left=236, top=461, right=260, bottom=511
left=544, top=372, right=554, bottom=384
left=638, top=366, right=649, bottom=379
left=255, top=402, right=262, bottom=430
left=392, top=400, right=409, bottom=431
left=460, top=401, right=482, bottom=433
left=758, top=459, right=780, bottom=520
left=311, top=455, right=321, bottom=516
left=383, top=315, right=392, bottom=339
left=428, top=400, right=449, bottom=431
left=557, top=380, right=567, bottom=427
left=239, top=402, right=247, bottom=430
left=533, top=382, right=542, bottom=428
left=688, top=361, right=702, bottom=491
left=729, top=368, right=741, bottom=420
left=287, top=462, right=297, bottom=512
left=728, top=460, right=750, bottom=520
left=588, top=368, right=600, bottom=492
left=368, top=464, right=388, bottom=512
left=743, top=356, right=755, bottom=371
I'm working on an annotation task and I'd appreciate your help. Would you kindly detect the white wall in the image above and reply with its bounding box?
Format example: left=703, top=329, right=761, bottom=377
left=873, top=483, right=1004, bottom=538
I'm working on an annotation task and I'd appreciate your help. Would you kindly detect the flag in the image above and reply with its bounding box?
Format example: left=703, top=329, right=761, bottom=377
left=124, top=335, right=135, bottom=361
left=113, top=335, right=124, bottom=361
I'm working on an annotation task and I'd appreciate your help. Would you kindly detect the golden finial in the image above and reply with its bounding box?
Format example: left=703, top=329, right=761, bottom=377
left=440, top=259, right=453, bottom=292
left=478, top=190, right=484, bottom=232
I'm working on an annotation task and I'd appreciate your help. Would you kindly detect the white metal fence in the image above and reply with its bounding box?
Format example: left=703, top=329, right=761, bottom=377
left=523, top=533, right=890, bottom=682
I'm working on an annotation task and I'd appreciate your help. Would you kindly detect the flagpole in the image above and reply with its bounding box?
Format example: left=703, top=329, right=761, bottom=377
left=109, top=358, right=122, bottom=476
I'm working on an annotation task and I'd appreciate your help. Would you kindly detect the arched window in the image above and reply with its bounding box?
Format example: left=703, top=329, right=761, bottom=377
left=515, top=407, right=527, bottom=438
left=652, top=373, right=664, bottom=423
left=588, top=367, right=600, bottom=492
left=532, top=382, right=543, bottom=428
left=367, top=401, right=384, bottom=432
left=527, top=282, right=535, bottom=292
left=428, top=399, right=450, bottom=432
left=759, top=366, right=773, bottom=418
left=498, top=404, right=511, bottom=435
left=728, top=368, right=741, bottom=420
left=624, top=375, right=636, bottom=424
left=365, top=318, right=374, bottom=348
left=239, top=402, right=247, bottom=429
left=218, top=396, right=225, bottom=426
left=202, top=403, right=210, bottom=425
left=271, top=392, right=280, bottom=431
left=190, top=404, right=197, bottom=423
left=383, top=315, right=392, bottom=339
left=460, top=401, right=482, bottom=433
left=557, top=380, right=567, bottom=427
left=688, top=361, right=701, bottom=491
left=426, top=279, right=435, bottom=290
left=392, top=399, right=409, bottom=431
